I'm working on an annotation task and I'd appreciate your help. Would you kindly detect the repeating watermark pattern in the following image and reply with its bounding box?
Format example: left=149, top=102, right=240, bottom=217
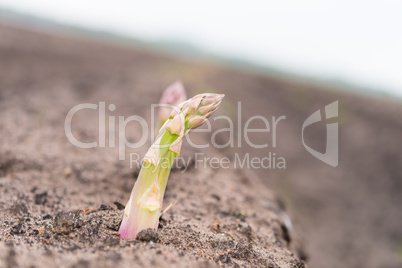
left=64, top=101, right=339, bottom=169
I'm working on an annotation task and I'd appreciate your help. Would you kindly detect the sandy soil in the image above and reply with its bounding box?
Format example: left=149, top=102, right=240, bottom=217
left=0, top=24, right=307, bottom=268
left=1, top=22, right=402, bottom=268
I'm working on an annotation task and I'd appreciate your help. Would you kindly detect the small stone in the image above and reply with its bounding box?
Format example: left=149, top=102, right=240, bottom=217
left=106, top=218, right=121, bottom=231
left=99, top=204, right=113, bottom=210
left=10, top=223, right=25, bottom=235
left=54, top=212, right=75, bottom=234
left=42, top=214, right=52, bottom=220
left=113, top=201, right=125, bottom=210
left=211, top=219, right=221, bottom=233
left=136, top=228, right=160, bottom=242
left=64, top=167, right=72, bottom=177
left=35, top=191, right=48, bottom=205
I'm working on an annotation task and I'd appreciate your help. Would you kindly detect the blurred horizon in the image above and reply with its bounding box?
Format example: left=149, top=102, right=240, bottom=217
left=0, top=0, right=401, bottom=98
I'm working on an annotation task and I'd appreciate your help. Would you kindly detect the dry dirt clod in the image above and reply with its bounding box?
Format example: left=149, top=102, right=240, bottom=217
left=54, top=213, right=74, bottom=234
left=9, top=202, right=28, bottom=215
left=10, top=223, right=25, bottom=235
left=211, top=219, right=222, bottom=233
left=106, top=218, right=121, bottom=231
left=53, top=211, right=82, bottom=234
left=34, top=191, right=48, bottom=205
left=136, top=228, right=160, bottom=242
left=99, top=204, right=113, bottom=210
left=113, top=201, right=125, bottom=210
left=240, top=225, right=253, bottom=242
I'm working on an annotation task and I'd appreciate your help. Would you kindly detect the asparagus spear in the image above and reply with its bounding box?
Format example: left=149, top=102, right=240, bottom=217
left=119, top=93, right=224, bottom=239
left=158, top=81, right=187, bottom=126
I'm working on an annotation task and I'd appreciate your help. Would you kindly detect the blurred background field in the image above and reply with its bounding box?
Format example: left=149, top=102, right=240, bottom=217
left=1, top=0, right=402, bottom=98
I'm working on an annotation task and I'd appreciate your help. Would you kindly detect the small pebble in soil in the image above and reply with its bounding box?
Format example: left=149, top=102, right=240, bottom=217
left=99, top=204, right=113, bottom=210
left=211, top=219, right=221, bottom=233
left=106, top=218, right=121, bottom=231
left=42, top=214, right=52, bottom=220
left=136, top=228, right=160, bottom=242
left=63, top=167, right=72, bottom=177
left=54, top=211, right=82, bottom=234
left=10, top=223, right=25, bottom=235
left=211, top=194, right=221, bottom=201
left=35, top=191, right=48, bottom=205
left=113, top=201, right=125, bottom=210
left=240, top=225, right=253, bottom=242
left=31, top=230, right=39, bottom=236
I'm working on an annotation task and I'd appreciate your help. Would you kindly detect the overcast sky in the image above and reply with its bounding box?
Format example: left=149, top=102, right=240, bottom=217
left=1, top=0, right=401, bottom=97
